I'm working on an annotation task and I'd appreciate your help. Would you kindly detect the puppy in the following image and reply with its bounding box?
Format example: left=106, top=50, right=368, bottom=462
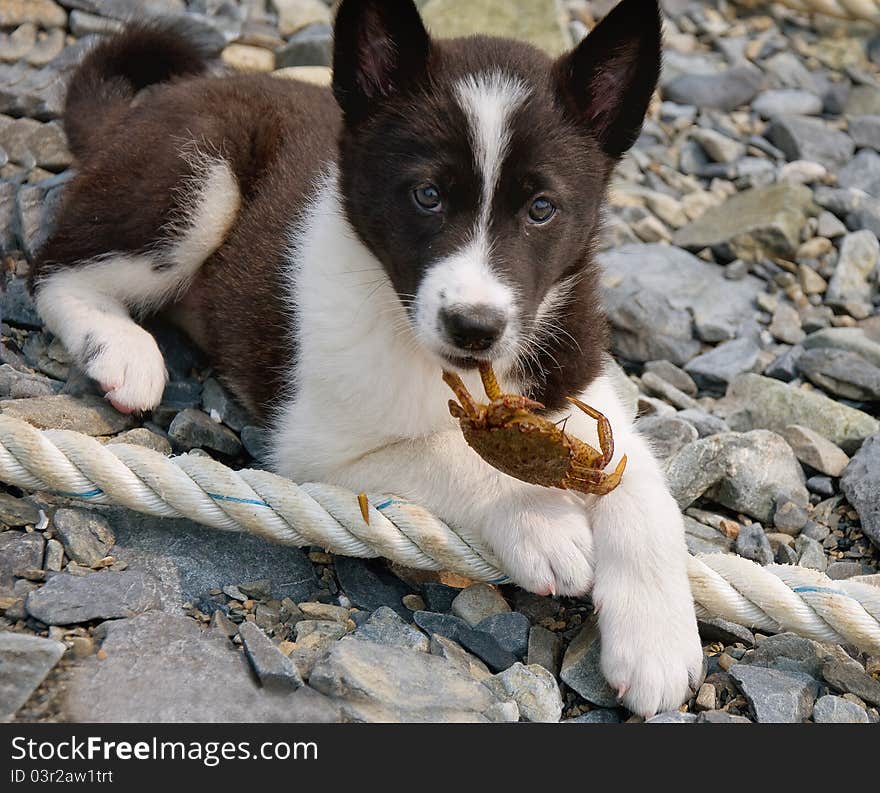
left=29, top=0, right=703, bottom=716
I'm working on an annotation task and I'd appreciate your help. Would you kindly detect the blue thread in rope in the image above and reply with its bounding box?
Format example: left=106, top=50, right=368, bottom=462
left=793, top=585, right=847, bottom=597
left=207, top=492, right=269, bottom=507
left=58, top=488, right=103, bottom=499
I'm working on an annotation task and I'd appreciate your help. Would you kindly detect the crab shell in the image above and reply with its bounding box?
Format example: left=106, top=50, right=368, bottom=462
left=458, top=408, right=588, bottom=489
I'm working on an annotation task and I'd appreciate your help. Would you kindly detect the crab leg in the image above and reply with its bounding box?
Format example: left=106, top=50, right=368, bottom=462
left=442, top=370, right=481, bottom=418
left=478, top=361, right=503, bottom=400
left=565, top=396, right=615, bottom=468
left=568, top=455, right=627, bottom=495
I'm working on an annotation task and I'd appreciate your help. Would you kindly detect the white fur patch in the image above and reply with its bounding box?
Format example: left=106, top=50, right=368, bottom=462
left=35, top=156, right=240, bottom=412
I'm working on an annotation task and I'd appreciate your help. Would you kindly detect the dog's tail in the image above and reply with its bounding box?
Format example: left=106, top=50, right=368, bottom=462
left=64, top=20, right=215, bottom=160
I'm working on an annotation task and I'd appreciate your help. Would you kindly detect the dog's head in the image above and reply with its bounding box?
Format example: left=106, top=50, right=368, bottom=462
left=332, top=0, right=661, bottom=380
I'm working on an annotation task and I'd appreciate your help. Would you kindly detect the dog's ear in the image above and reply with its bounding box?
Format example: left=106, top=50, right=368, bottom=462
left=332, top=0, right=432, bottom=124
left=554, top=0, right=661, bottom=157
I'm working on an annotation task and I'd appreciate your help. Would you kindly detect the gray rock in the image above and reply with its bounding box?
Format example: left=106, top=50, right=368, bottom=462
left=635, top=415, right=698, bottom=459
left=765, top=345, right=804, bottom=383
left=0, top=492, right=39, bottom=526
left=167, top=408, right=243, bottom=456
left=806, top=475, right=835, bottom=497
left=795, top=534, right=827, bottom=571
left=527, top=625, right=562, bottom=676
left=640, top=369, right=700, bottom=411
left=769, top=303, right=805, bottom=345
left=766, top=115, right=855, bottom=171
left=63, top=612, right=339, bottom=722
left=275, top=22, right=332, bottom=67
left=782, top=424, right=850, bottom=477
left=240, top=425, right=267, bottom=459
left=840, top=434, right=880, bottom=549
left=601, top=245, right=762, bottom=363
left=475, top=612, right=530, bottom=658
left=673, top=182, right=813, bottom=260
left=0, top=365, right=59, bottom=398
left=690, top=127, right=744, bottom=163
left=485, top=662, right=563, bottom=723
left=413, top=610, right=516, bottom=672
left=697, top=711, right=753, bottom=723
left=428, top=634, right=491, bottom=682
left=1, top=278, right=41, bottom=328
left=421, top=582, right=459, bottom=613
left=685, top=337, right=761, bottom=395
left=353, top=605, right=429, bottom=652
left=451, top=583, right=510, bottom=626
left=0, top=394, right=135, bottom=435
left=309, top=638, right=502, bottom=722
left=803, top=327, right=880, bottom=369
left=560, top=621, right=618, bottom=708
left=644, top=360, right=698, bottom=396
left=797, top=348, right=880, bottom=402
left=849, top=115, right=880, bottom=151
left=25, top=570, right=163, bottom=625
left=752, top=633, right=838, bottom=678
left=715, top=374, right=879, bottom=454
left=334, top=556, right=412, bottom=619
left=0, top=632, right=65, bottom=721
left=812, top=694, right=869, bottom=723
left=52, top=507, right=114, bottom=567
left=825, top=230, right=879, bottom=313
left=735, top=523, right=774, bottom=565
left=773, top=500, right=809, bottom=534
left=826, top=560, right=869, bottom=579
left=684, top=516, right=733, bottom=555
left=200, top=377, right=252, bottom=432
left=839, top=148, right=880, bottom=197
left=730, top=664, right=819, bottom=722
left=697, top=617, right=755, bottom=647
left=822, top=657, right=880, bottom=706
left=752, top=89, right=823, bottom=119
left=664, top=63, right=763, bottom=111
left=763, top=52, right=817, bottom=92
left=0, top=530, right=44, bottom=593
left=665, top=430, right=808, bottom=523
left=677, top=409, right=730, bottom=438
left=646, top=711, right=698, bottom=723
left=238, top=620, right=304, bottom=692
left=105, top=507, right=316, bottom=607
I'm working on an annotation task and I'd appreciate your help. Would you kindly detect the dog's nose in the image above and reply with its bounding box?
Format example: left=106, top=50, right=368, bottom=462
left=440, top=306, right=507, bottom=352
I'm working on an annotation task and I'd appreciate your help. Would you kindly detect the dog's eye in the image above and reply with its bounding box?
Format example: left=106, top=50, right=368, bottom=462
left=413, top=183, right=442, bottom=213
left=528, top=197, right=556, bottom=224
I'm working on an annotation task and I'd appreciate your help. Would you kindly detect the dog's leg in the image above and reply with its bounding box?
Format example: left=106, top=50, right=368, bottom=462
left=313, top=428, right=596, bottom=598
left=34, top=156, right=240, bottom=412
left=554, top=369, right=703, bottom=717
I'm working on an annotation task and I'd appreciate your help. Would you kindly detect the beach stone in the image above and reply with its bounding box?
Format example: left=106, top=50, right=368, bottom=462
left=841, top=434, right=880, bottom=548
left=644, top=360, right=697, bottom=396
left=839, top=149, right=880, bottom=197
left=822, top=657, right=880, bottom=706
left=334, top=556, right=412, bottom=619
left=239, top=620, right=304, bottom=692
left=730, top=664, right=819, bottom=723
left=421, top=582, right=459, bottom=613
left=684, top=516, right=734, bottom=555
left=825, top=230, right=879, bottom=313
left=475, top=612, right=530, bottom=658
left=635, top=415, right=698, bottom=459
left=769, top=303, right=805, bottom=345
left=273, top=0, right=332, bottom=37
left=665, top=430, right=808, bottom=523
left=0, top=632, right=65, bottom=721
left=773, top=500, right=808, bottom=534
left=698, top=711, right=753, bottom=723
left=25, top=571, right=163, bottom=625
left=795, top=535, right=827, bottom=571
left=646, top=711, right=699, bottom=724
left=275, top=23, right=332, bottom=68
left=796, top=348, right=880, bottom=402
left=690, top=127, right=744, bottom=163
left=0, top=278, right=41, bottom=329
left=0, top=394, right=135, bottom=435
left=715, top=374, right=879, bottom=454
left=420, top=0, right=570, bottom=55
left=664, top=63, right=763, bottom=111
left=527, top=625, right=563, bottom=676
left=735, top=522, right=773, bottom=565
left=849, top=115, right=880, bottom=150
left=802, top=328, right=880, bottom=369
left=167, top=408, right=243, bottom=456
left=568, top=709, right=624, bottom=723
left=685, top=337, right=761, bottom=395
left=766, top=115, right=855, bottom=171
left=309, top=638, right=502, bottom=722
left=0, top=492, right=39, bottom=526
left=413, top=610, right=516, bottom=672
left=64, top=612, right=339, bottom=722
left=677, top=409, right=730, bottom=438
left=753, top=89, right=823, bottom=119
left=0, top=531, right=44, bottom=593
left=429, top=634, right=492, bottom=682
left=782, top=424, right=850, bottom=477
left=485, top=662, right=563, bottom=723
left=673, top=182, right=813, bottom=260
left=52, top=507, right=114, bottom=567
left=813, top=694, right=869, bottom=723
left=353, top=606, right=429, bottom=652
left=451, top=583, right=510, bottom=626
left=200, top=377, right=252, bottom=432
left=0, top=0, right=66, bottom=28
left=221, top=43, right=275, bottom=72
left=560, top=621, right=617, bottom=708
left=751, top=633, right=838, bottom=678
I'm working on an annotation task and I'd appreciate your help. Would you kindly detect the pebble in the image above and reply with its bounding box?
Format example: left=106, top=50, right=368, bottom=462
left=826, top=231, right=879, bottom=315
left=730, top=664, right=819, bottom=722
left=0, top=492, right=38, bottom=526
left=353, top=606, right=429, bottom=652
left=25, top=571, right=163, bottom=625
left=636, top=415, right=698, bottom=459
left=527, top=625, right=563, bottom=676
left=221, top=43, right=275, bottom=72
left=684, top=337, right=761, bottom=395
left=664, top=63, right=763, bottom=111
left=429, top=634, right=491, bottom=682
left=766, top=115, right=855, bottom=171
left=0, top=394, right=135, bottom=435
left=485, top=662, right=563, bottom=723
left=795, top=535, right=827, bottom=571
left=560, top=621, right=618, bottom=708
left=840, top=434, right=880, bottom=550
left=735, top=522, right=774, bottom=565
left=0, top=631, right=65, bottom=720
left=167, top=408, right=243, bottom=456
left=812, top=694, right=869, bottom=723
left=451, top=583, right=510, bottom=626
left=52, top=507, right=114, bottom=567
left=752, top=89, right=823, bottom=119
left=797, top=348, right=880, bottom=402
left=782, top=424, right=850, bottom=477
left=0, top=531, right=44, bottom=592
left=238, top=620, right=303, bottom=692
left=475, top=612, right=530, bottom=658
left=823, top=657, right=880, bottom=707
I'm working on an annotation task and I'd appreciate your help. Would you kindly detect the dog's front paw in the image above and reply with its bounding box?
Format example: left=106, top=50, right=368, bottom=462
left=483, top=491, right=594, bottom=597
left=593, top=575, right=703, bottom=717
left=83, top=325, right=168, bottom=414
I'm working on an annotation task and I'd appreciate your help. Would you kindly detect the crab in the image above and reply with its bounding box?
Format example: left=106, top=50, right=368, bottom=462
left=442, top=363, right=627, bottom=496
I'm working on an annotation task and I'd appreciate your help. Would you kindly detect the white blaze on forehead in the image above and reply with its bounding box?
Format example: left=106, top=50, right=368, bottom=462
left=454, top=71, right=530, bottom=229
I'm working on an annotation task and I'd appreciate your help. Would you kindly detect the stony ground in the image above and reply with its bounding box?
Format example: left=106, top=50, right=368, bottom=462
left=1, top=0, right=880, bottom=724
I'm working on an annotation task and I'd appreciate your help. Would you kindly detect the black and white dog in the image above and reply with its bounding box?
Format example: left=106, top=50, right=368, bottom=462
left=30, top=0, right=702, bottom=715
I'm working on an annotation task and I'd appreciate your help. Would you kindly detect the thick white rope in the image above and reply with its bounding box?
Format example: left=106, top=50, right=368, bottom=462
left=1, top=413, right=879, bottom=654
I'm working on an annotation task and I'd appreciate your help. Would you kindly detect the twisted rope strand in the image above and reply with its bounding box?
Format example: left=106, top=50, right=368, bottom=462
left=1, top=414, right=878, bottom=653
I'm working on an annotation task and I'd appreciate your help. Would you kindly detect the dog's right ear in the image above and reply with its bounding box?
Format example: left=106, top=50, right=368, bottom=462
left=332, top=0, right=432, bottom=125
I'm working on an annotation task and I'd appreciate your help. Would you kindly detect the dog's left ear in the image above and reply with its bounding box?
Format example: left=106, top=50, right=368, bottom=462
left=554, top=0, right=661, bottom=157
left=332, top=0, right=432, bottom=125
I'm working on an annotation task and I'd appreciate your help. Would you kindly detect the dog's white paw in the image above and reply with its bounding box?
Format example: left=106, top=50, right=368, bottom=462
left=483, top=491, right=594, bottom=597
left=82, top=325, right=167, bottom=413
left=593, top=576, right=703, bottom=717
